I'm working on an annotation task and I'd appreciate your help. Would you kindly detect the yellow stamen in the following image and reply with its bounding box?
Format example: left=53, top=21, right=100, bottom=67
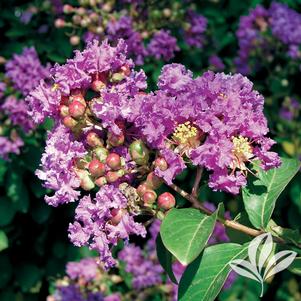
left=172, top=121, right=198, bottom=145
left=52, top=83, right=59, bottom=91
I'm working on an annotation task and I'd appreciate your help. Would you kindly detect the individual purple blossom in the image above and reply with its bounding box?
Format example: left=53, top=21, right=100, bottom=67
left=68, top=185, right=146, bottom=269
left=269, top=2, right=301, bottom=47
left=104, top=294, right=121, bottom=301
left=5, top=47, right=50, bottom=95
left=35, top=123, right=86, bottom=207
left=184, top=10, right=207, bottom=48
left=209, top=55, right=225, bottom=71
left=0, top=134, right=24, bottom=159
left=0, top=82, right=6, bottom=98
left=66, top=258, right=99, bottom=281
left=147, top=30, right=179, bottom=61
left=119, top=244, right=163, bottom=290
left=280, top=97, right=300, bottom=121
left=107, top=16, right=146, bottom=65
left=1, top=96, right=35, bottom=132
left=58, top=285, right=84, bottom=301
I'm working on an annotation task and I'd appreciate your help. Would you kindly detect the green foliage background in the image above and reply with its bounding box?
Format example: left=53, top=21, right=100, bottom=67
left=0, top=0, right=300, bottom=300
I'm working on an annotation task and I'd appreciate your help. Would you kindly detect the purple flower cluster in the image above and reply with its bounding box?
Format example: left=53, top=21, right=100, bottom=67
left=69, top=186, right=146, bottom=269
left=1, top=96, right=35, bottom=132
left=147, top=30, right=179, bottom=61
left=0, top=134, right=24, bottom=159
left=134, top=64, right=280, bottom=194
left=184, top=10, right=207, bottom=48
left=236, top=3, right=301, bottom=74
left=5, top=47, right=50, bottom=95
left=66, top=258, right=99, bottom=282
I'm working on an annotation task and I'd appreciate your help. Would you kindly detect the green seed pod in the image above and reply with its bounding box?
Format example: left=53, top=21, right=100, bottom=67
left=129, top=140, right=150, bottom=165
left=94, top=147, right=109, bottom=162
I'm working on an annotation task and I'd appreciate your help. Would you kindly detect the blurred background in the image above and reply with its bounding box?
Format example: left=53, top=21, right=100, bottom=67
left=0, top=0, right=300, bottom=300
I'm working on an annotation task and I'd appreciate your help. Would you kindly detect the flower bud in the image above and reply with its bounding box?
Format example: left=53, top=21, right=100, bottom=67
left=91, top=79, right=106, bottom=92
left=89, top=159, right=106, bottom=177
left=120, top=65, right=131, bottom=76
left=111, top=72, right=126, bottom=83
left=136, top=182, right=149, bottom=197
left=158, top=192, right=175, bottom=210
left=106, top=153, right=121, bottom=170
left=106, top=171, right=120, bottom=183
left=77, top=7, right=86, bottom=16
left=89, top=12, right=99, bottom=22
left=76, top=169, right=95, bottom=190
left=70, top=36, right=80, bottom=46
left=60, top=95, right=70, bottom=105
left=63, top=4, right=74, bottom=14
left=95, top=26, right=104, bottom=34
left=94, top=147, right=109, bottom=162
left=69, top=100, right=86, bottom=118
left=163, top=8, right=172, bottom=17
left=71, top=93, right=86, bottom=105
left=95, top=176, right=107, bottom=187
left=87, top=132, right=103, bottom=148
left=110, top=208, right=125, bottom=225
left=55, top=18, right=65, bottom=28
left=63, top=116, right=77, bottom=128
left=146, top=172, right=163, bottom=189
left=80, top=18, right=91, bottom=28
left=129, top=140, right=149, bottom=165
left=154, top=157, right=168, bottom=171
left=102, top=3, right=112, bottom=12
left=143, top=190, right=157, bottom=205
left=59, top=105, right=69, bottom=117
left=108, top=131, right=125, bottom=146
left=72, top=15, right=82, bottom=25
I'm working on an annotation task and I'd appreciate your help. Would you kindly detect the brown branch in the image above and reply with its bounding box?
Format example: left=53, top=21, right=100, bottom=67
left=169, top=183, right=289, bottom=244
left=191, top=167, right=203, bottom=198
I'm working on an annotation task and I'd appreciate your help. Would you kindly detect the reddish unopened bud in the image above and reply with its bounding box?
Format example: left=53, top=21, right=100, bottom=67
left=108, top=131, right=125, bottom=147
left=70, top=36, right=80, bottom=46
left=55, top=18, right=65, bottom=28
left=77, top=7, right=86, bottom=16
left=158, top=192, right=175, bottom=210
left=69, top=101, right=86, bottom=118
left=89, top=159, right=106, bottom=177
left=89, top=12, right=99, bottom=22
left=102, top=3, right=112, bottom=12
left=129, top=140, right=149, bottom=165
left=106, top=171, right=120, bottom=183
left=60, top=95, right=70, bottom=105
left=146, top=172, right=163, bottom=189
left=71, top=94, right=86, bottom=104
left=63, top=4, right=74, bottom=13
left=143, top=190, right=157, bottom=205
left=91, top=79, right=106, bottom=92
left=110, top=208, right=125, bottom=225
left=59, top=105, right=69, bottom=117
left=141, top=31, right=149, bottom=39
left=86, top=132, right=103, bottom=148
left=154, top=157, right=168, bottom=171
left=95, top=176, right=107, bottom=187
left=94, top=147, right=108, bottom=162
left=63, top=116, right=77, bottom=128
left=72, top=15, right=82, bottom=25
left=106, top=153, right=121, bottom=170
left=136, top=182, right=150, bottom=197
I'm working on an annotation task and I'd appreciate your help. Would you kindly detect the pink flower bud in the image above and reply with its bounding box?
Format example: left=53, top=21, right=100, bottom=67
left=59, top=105, right=69, bottom=117
left=158, top=192, right=175, bottom=210
left=95, top=176, right=107, bottom=187
left=146, top=172, right=163, bottom=189
left=86, top=132, right=103, bottom=148
left=155, top=157, right=168, bottom=171
left=105, top=171, right=120, bottom=183
left=143, top=190, right=157, bottom=205
left=69, top=101, right=86, bottom=118
left=106, top=153, right=121, bottom=170
left=94, top=147, right=109, bottom=162
left=70, top=36, right=80, bottom=46
left=137, top=182, right=149, bottom=197
left=110, top=208, right=125, bottom=225
left=55, top=18, right=65, bottom=28
left=88, top=159, right=106, bottom=177
left=63, top=4, right=74, bottom=14
left=63, top=116, right=77, bottom=128
left=108, top=131, right=125, bottom=147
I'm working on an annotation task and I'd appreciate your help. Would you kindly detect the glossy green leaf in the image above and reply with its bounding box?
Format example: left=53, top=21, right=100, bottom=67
left=179, top=243, right=249, bottom=301
left=160, top=207, right=218, bottom=265
left=243, top=158, right=300, bottom=229
left=156, top=233, right=177, bottom=284
left=288, top=257, right=301, bottom=276
left=0, top=231, right=8, bottom=252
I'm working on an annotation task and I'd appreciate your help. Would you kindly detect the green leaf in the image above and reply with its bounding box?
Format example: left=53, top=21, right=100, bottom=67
left=289, top=257, right=301, bottom=276
left=178, top=243, right=249, bottom=301
left=156, top=233, right=177, bottom=284
left=0, top=197, right=16, bottom=226
left=0, top=231, right=8, bottom=252
left=160, top=207, right=219, bottom=265
left=16, top=264, right=42, bottom=292
left=243, top=158, right=300, bottom=229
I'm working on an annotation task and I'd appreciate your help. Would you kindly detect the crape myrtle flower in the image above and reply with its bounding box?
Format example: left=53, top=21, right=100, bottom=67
left=1, top=96, right=35, bottom=132
left=5, top=47, right=50, bottom=95
left=147, top=30, right=179, bottom=61
left=66, top=258, right=99, bottom=282
left=69, top=185, right=146, bottom=269
left=0, top=133, right=24, bottom=159
left=184, top=10, right=207, bottom=48
left=134, top=64, right=280, bottom=194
